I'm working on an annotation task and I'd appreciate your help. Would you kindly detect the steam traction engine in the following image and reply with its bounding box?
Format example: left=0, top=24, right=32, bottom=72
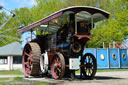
left=18, top=6, right=110, bottom=79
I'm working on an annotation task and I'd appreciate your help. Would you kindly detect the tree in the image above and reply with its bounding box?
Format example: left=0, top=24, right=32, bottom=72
left=87, top=0, right=128, bottom=48
left=31, top=0, right=64, bottom=21
left=1, top=0, right=128, bottom=48
left=0, top=7, right=33, bottom=46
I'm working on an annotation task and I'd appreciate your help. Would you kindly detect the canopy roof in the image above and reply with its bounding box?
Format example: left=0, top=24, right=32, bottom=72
left=18, top=6, right=110, bottom=33
left=0, top=42, right=22, bottom=56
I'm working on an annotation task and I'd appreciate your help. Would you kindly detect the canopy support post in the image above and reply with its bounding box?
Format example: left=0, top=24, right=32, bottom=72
left=31, top=29, right=32, bottom=40
left=75, top=14, right=77, bottom=34
left=91, top=15, right=94, bottom=29
left=48, top=22, right=49, bottom=34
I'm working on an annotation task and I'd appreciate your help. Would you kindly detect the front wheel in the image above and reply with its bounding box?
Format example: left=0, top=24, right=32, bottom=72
left=80, top=53, right=97, bottom=79
left=51, top=52, right=65, bottom=79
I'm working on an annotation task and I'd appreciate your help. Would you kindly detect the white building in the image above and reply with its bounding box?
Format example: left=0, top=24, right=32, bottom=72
left=0, top=42, right=22, bottom=70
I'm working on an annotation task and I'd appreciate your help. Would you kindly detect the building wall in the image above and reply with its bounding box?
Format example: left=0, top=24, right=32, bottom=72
left=0, top=56, right=22, bottom=71
left=0, top=64, right=9, bottom=70
left=12, top=64, right=22, bottom=70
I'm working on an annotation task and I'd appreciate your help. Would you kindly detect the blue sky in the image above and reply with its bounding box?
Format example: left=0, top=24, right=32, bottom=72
left=0, top=0, right=37, bottom=11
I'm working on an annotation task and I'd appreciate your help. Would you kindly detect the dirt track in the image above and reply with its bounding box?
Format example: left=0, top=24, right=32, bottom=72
left=24, top=71, right=128, bottom=85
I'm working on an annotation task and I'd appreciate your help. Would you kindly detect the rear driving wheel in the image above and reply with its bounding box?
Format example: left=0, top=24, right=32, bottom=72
left=51, top=52, right=65, bottom=79
left=80, top=53, right=97, bottom=79
left=22, top=42, right=41, bottom=77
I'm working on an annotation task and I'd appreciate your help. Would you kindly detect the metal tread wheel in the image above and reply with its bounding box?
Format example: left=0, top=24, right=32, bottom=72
left=22, top=42, right=41, bottom=77
left=51, top=52, right=65, bottom=79
left=80, top=53, right=97, bottom=79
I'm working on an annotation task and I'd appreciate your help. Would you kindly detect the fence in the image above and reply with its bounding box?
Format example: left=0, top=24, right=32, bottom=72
left=83, top=48, right=128, bottom=69
left=103, top=41, right=128, bottom=48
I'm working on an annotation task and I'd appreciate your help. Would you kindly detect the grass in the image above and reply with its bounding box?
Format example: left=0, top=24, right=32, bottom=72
left=0, top=82, right=7, bottom=85
left=0, top=70, right=23, bottom=75
left=97, top=69, right=128, bottom=72
left=0, top=78, right=10, bottom=81
left=0, top=77, right=49, bottom=85
left=34, top=82, right=49, bottom=85
left=76, top=69, right=128, bottom=73
left=0, top=70, right=49, bottom=85
left=13, top=77, right=23, bottom=81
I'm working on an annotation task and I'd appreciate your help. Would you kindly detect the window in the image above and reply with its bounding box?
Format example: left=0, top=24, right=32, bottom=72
left=0, top=57, right=7, bottom=64
left=13, top=56, right=22, bottom=64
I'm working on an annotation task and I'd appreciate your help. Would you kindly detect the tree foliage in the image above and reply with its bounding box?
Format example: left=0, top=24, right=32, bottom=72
left=87, top=0, right=128, bottom=48
left=0, top=0, right=128, bottom=48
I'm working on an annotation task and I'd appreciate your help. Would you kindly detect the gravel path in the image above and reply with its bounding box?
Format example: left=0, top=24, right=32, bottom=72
left=1, top=72, right=127, bottom=85
left=24, top=71, right=128, bottom=85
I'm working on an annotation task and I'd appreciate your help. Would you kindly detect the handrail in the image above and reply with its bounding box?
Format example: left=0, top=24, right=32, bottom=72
left=103, top=41, right=128, bottom=48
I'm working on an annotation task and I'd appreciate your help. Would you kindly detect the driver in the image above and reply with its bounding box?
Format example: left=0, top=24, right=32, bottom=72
left=77, top=21, right=90, bottom=34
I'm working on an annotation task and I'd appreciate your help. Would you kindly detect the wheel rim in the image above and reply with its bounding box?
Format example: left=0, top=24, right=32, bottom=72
left=22, top=43, right=41, bottom=77
left=51, top=53, right=65, bottom=79
left=81, top=53, right=97, bottom=79
left=22, top=44, right=32, bottom=76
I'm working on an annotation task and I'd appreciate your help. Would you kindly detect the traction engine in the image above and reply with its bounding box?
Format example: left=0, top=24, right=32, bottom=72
left=20, top=6, right=109, bottom=79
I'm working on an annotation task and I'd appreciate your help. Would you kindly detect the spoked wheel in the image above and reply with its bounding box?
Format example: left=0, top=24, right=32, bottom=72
left=22, top=42, right=41, bottom=77
left=51, top=52, right=65, bottom=79
left=80, top=53, right=97, bottom=79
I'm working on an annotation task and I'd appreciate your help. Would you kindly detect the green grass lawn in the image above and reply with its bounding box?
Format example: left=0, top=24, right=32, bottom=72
left=0, top=78, right=10, bottom=81
left=0, top=77, right=49, bottom=85
left=0, top=70, right=24, bottom=75
left=13, top=77, right=23, bottom=81
left=0, top=69, right=127, bottom=75
left=0, top=70, right=49, bottom=85
left=97, top=69, right=128, bottom=72
left=76, top=69, right=128, bottom=73
left=34, top=82, right=49, bottom=85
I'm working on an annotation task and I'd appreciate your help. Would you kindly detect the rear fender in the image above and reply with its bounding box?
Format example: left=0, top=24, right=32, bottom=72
left=74, top=35, right=92, bottom=43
